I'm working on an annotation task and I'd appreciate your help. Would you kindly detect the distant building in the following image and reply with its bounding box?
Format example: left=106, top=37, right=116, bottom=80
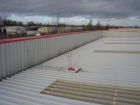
left=3, top=26, right=26, bottom=35
left=0, top=27, right=6, bottom=35
left=37, top=26, right=84, bottom=34
left=27, top=31, right=38, bottom=36
left=0, top=27, right=3, bottom=35
left=38, top=27, right=56, bottom=34
left=26, top=26, right=39, bottom=36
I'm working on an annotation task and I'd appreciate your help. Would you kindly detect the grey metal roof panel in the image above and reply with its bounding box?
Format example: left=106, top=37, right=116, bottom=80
left=0, top=36, right=140, bottom=105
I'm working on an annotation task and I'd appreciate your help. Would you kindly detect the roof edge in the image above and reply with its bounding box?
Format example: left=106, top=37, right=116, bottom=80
left=0, top=30, right=102, bottom=44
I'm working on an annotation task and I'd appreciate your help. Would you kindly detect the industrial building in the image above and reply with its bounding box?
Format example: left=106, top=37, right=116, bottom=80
left=2, top=26, right=26, bottom=35
left=38, top=26, right=84, bottom=34
left=0, top=29, right=140, bottom=105
left=0, top=27, right=6, bottom=35
left=0, top=26, right=84, bottom=37
left=26, top=26, right=39, bottom=36
left=38, top=27, right=56, bottom=34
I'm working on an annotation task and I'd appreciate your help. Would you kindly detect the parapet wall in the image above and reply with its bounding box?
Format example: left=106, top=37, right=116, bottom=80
left=1, top=30, right=140, bottom=80
left=0, top=31, right=102, bottom=80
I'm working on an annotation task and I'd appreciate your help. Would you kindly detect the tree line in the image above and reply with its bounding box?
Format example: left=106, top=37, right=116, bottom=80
left=0, top=16, right=112, bottom=28
left=1, top=16, right=139, bottom=31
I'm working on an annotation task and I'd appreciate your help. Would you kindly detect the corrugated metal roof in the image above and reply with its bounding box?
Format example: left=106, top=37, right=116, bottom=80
left=0, top=36, right=140, bottom=105
left=42, top=80, right=140, bottom=105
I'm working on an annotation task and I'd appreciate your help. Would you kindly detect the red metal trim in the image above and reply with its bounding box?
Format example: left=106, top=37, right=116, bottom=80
left=0, top=30, right=101, bottom=44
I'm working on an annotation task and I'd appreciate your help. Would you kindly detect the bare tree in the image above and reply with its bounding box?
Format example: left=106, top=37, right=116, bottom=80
left=27, top=21, right=35, bottom=26
left=55, top=13, right=61, bottom=33
left=95, top=21, right=102, bottom=30
left=87, top=18, right=93, bottom=31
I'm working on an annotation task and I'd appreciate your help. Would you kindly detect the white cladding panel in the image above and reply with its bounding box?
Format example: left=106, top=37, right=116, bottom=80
left=0, top=32, right=102, bottom=80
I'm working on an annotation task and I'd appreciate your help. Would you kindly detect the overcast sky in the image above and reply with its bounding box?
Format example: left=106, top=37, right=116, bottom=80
left=0, top=0, right=140, bottom=26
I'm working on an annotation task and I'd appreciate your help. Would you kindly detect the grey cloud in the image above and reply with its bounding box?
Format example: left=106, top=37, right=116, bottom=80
left=0, top=0, right=140, bottom=18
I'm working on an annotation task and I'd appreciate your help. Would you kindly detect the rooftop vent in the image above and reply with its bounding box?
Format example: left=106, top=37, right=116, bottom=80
left=41, top=80, right=140, bottom=105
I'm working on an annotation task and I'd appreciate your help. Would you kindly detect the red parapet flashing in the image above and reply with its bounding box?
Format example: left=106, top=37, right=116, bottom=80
left=0, top=30, right=101, bottom=44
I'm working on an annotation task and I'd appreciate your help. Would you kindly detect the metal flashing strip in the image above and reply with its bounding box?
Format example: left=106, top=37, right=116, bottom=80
left=104, top=42, right=140, bottom=44
left=41, top=80, right=140, bottom=105
left=94, top=50, right=140, bottom=54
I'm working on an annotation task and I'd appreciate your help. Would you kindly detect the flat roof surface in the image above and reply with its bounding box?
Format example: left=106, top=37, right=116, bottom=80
left=0, top=36, right=140, bottom=105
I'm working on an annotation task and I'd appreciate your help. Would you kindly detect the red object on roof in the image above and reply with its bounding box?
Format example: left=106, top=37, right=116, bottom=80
left=68, top=67, right=76, bottom=71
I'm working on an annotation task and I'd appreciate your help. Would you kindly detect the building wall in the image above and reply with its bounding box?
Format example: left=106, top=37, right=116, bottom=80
left=27, top=31, right=38, bottom=35
left=38, top=27, right=49, bottom=33
left=0, top=28, right=7, bottom=34
left=4, top=26, right=26, bottom=34
left=38, top=27, right=56, bottom=34
left=0, top=28, right=2, bottom=34
left=47, top=27, right=56, bottom=33
left=0, top=31, right=102, bottom=80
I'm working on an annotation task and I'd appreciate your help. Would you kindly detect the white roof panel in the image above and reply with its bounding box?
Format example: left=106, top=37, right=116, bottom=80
left=0, top=37, right=140, bottom=105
